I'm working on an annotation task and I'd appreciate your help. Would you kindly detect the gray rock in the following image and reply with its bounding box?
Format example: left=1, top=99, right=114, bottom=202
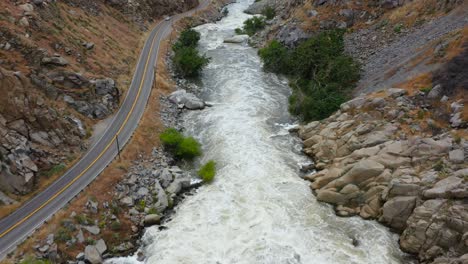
left=328, top=159, right=385, bottom=189
left=95, top=239, right=107, bottom=255
left=381, top=196, right=417, bottom=231
left=19, top=17, right=29, bottom=27
left=83, top=42, right=95, bottom=50
left=427, top=84, right=443, bottom=99
left=159, top=168, right=173, bottom=188
left=224, top=35, right=249, bottom=44
left=76, top=252, right=85, bottom=260
left=276, top=25, right=311, bottom=47
left=42, top=56, right=69, bottom=66
left=308, top=10, right=318, bottom=17
left=143, top=214, right=161, bottom=226
left=84, top=245, right=102, bottom=264
left=83, top=225, right=100, bottom=235
left=168, top=90, right=205, bottom=110
left=316, top=190, right=347, bottom=205
left=76, top=229, right=85, bottom=243
left=449, top=149, right=464, bottom=164
left=423, top=176, right=463, bottom=199
left=19, top=3, right=34, bottom=12
left=120, top=196, right=134, bottom=207
left=386, top=88, right=407, bottom=98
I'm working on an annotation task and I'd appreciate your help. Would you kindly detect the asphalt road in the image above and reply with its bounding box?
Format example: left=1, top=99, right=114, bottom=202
left=0, top=0, right=210, bottom=259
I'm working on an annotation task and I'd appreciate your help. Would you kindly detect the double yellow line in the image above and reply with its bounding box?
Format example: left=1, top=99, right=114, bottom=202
left=0, top=22, right=163, bottom=239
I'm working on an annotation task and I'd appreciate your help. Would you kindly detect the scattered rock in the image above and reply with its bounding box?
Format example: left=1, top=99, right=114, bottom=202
left=84, top=245, right=102, bottom=264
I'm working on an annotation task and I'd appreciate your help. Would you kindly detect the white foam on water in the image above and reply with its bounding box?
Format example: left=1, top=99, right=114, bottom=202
left=107, top=1, right=408, bottom=263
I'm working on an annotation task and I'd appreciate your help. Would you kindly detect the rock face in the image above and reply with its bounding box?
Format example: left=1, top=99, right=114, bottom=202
left=299, top=88, right=467, bottom=263
left=0, top=67, right=86, bottom=194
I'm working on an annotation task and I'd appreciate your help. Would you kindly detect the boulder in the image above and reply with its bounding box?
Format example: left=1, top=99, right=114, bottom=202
left=83, top=225, right=100, bottom=235
left=19, top=4, right=34, bottom=12
left=42, top=56, right=69, bottom=66
left=427, top=84, right=443, bottom=99
left=95, top=239, right=107, bottom=255
left=386, top=88, right=407, bottom=98
left=316, top=190, right=347, bottom=205
left=84, top=245, right=102, bottom=264
left=168, top=90, right=205, bottom=110
left=449, top=149, right=465, bottom=164
left=423, top=176, right=463, bottom=199
left=327, top=159, right=385, bottom=189
left=224, top=35, right=249, bottom=44
left=381, top=196, right=417, bottom=231
left=143, top=214, right=161, bottom=226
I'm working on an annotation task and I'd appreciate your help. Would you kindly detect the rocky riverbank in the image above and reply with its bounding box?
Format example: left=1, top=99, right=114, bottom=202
left=297, top=87, right=467, bottom=263
left=9, top=2, right=231, bottom=263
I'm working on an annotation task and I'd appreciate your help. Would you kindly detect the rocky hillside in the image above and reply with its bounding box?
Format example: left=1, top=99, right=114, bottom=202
left=243, top=0, right=468, bottom=262
left=0, top=0, right=198, bottom=205
left=298, top=83, right=466, bottom=262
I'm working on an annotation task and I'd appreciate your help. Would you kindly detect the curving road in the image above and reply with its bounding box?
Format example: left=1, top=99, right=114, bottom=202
left=0, top=0, right=210, bottom=260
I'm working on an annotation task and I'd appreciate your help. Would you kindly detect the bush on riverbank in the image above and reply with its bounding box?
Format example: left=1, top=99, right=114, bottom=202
left=198, top=160, right=216, bottom=182
left=172, top=29, right=210, bottom=77
left=235, top=16, right=266, bottom=36
left=160, top=128, right=201, bottom=160
left=258, top=30, right=360, bottom=121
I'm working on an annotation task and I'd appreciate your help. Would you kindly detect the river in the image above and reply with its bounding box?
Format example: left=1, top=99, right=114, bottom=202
left=109, top=0, right=407, bottom=263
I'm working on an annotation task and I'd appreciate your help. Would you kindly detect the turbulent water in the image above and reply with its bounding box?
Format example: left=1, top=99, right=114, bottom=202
left=110, top=1, right=408, bottom=263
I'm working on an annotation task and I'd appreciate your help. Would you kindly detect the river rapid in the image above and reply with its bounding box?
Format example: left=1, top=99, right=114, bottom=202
left=110, top=1, right=408, bottom=263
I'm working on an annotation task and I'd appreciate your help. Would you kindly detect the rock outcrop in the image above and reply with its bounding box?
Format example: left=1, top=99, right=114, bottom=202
left=299, top=88, right=467, bottom=263
left=0, top=67, right=86, bottom=194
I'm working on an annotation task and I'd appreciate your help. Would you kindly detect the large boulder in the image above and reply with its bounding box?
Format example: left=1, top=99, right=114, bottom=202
left=381, top=196, right=417, bottom=231
left=84, top=245, right=102, bottom=264
left=144, top=214, right=161, bottom=226
left=168, top=90, right=205, bottom=110
left=326, top=159, right=385, bottom=189
left=423, top=176, right=463, bottom=199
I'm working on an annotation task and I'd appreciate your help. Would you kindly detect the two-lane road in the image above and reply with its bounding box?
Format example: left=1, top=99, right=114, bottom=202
left=0, top=0, right=210, bottom=259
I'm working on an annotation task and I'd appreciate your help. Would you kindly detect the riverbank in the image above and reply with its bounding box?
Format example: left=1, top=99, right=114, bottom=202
left=2, top=1, right=233, bottom=263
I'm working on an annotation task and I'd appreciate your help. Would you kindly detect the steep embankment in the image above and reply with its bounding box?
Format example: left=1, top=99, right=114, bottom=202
left=245, top=0, right=467, bottom=263
left=0, top=0, right=197, bottom=211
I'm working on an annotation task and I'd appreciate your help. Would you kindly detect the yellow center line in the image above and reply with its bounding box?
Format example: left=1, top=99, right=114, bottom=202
left=0, top=22, right=164, bottom=239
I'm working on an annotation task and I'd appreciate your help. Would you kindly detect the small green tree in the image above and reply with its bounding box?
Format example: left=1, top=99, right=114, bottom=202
left=258, top=40, right=289, bottom=73
left=238, top=16, right=266, bottom=36
left=160, top=128, right=184, bottom=148
left=176, top=137, right=202, bottom=159
left=198, top=160, right=216, bottom=182
left=262, top=6, right=276, bottom=20
left=173, top=29, right=201, bottom=50
left=173, top=47, right=210, bottom=77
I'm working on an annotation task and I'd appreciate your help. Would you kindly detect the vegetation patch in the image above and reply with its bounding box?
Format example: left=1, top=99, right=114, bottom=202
left=198, top=160, right=216, bottom=183
left=172, top=28, right=210, bottom=77
left=160, top=128, right=202, bottom=160
left=235, top=16, right=266, bottom=36
left=258, top=30, right=360, bottom=121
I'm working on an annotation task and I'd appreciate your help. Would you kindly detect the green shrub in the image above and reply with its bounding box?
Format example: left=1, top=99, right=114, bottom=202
left=176, top=137, right=202, bottom=160
left=258, top=40, right=289, bottom=73
left=137, top=200, right=146, bottom=212
left=148, top=207, right=158, bottom=214
left=420, top=87, right=432, bottom=93
left=258, top=30, right=360, bottom=121
left=238, top=16, right=266, bottom=36
left=198, top=160, right=216, bottom=182
left=19, top=257, right=51, bottom=264
left=173, top=46, right=210, bottom=77
left=172, top=28, right=210, bottom=77
left=262, top=6, right=276, bottom=20
left=56, top=228, right=72, bottom=242
left=160, top=128, right=202, bottom=160
left=160, top=128, right=184, bottom=148
left=393, top=23, right=404, bottom=33
left=74, top=214, right=92, bottom=225
left=172, top=29, right=200, bottom=50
